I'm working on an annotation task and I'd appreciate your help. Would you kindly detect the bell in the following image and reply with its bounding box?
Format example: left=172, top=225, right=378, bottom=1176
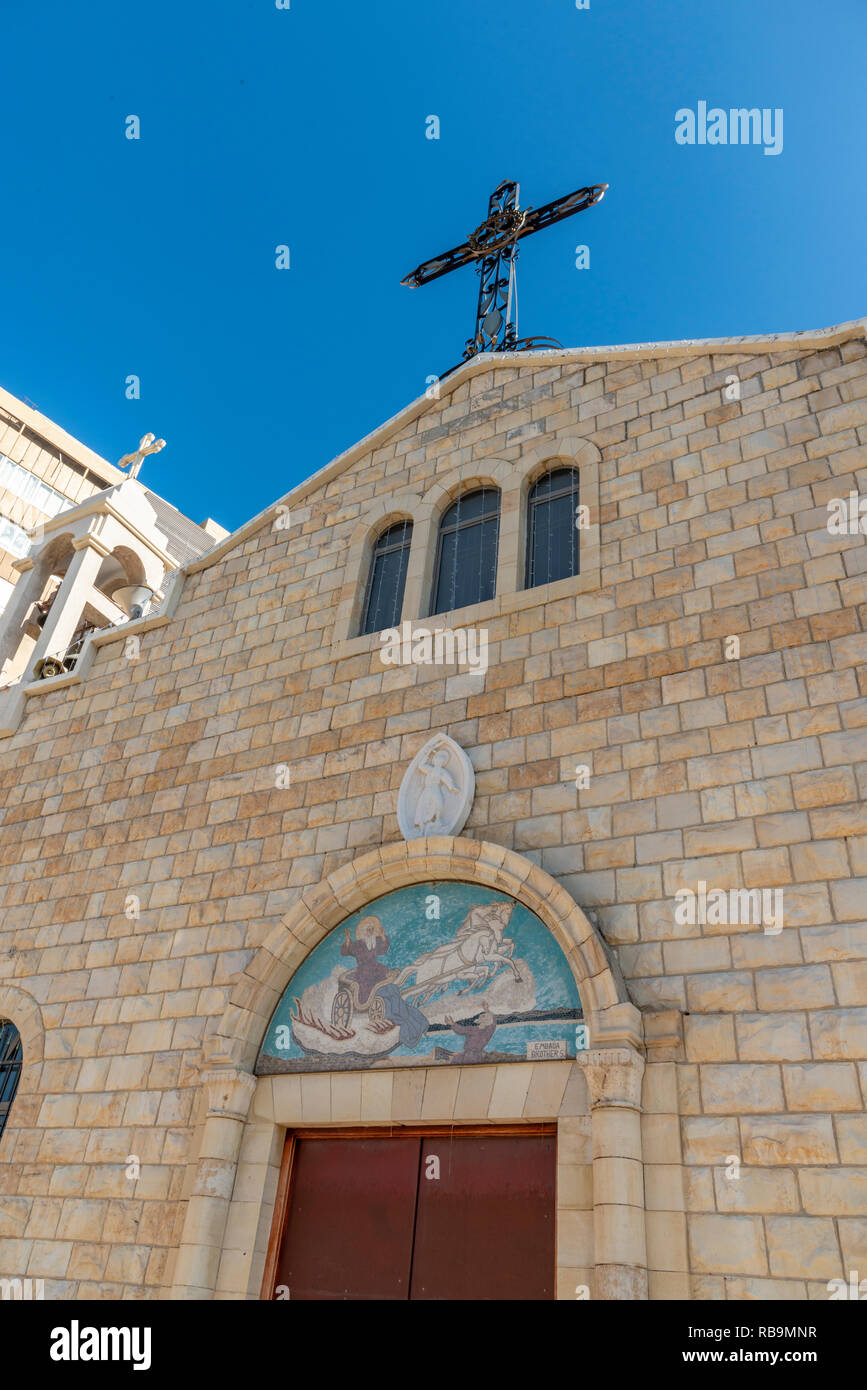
left=112, top=584, right=154, bottom=620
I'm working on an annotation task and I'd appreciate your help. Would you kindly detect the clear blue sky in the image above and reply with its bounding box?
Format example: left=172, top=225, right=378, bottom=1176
left=0, top=0, right=863, bottom=531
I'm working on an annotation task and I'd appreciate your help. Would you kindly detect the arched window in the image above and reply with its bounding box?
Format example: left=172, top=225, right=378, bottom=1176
left=525, top=467, right=580, bottom=589
left=360, top=520, right=413, bottom=635
left=0, top=1021, right=22, bottom=1144
left=431, top=487, right=500, bottom=615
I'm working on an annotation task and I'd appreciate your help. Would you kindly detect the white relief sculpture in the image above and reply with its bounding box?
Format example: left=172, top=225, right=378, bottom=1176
left=397, top=734, right=475, bottom=841
left=413, top=748, right=458, bottom=834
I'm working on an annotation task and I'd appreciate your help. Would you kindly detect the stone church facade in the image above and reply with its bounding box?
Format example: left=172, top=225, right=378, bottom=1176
left=0, top=318, right=866, bottom=1300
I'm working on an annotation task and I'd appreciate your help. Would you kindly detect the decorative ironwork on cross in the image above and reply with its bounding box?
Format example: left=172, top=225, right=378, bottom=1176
left=401, top=178, right=607, bottom=374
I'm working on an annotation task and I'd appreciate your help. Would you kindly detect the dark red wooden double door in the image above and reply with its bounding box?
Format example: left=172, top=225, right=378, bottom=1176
left=270, top=1127, right=555, bottom=1300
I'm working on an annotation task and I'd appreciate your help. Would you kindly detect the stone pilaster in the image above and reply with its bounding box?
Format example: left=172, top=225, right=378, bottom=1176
left=171, top=1066, right=257, bottom=1300
left=578, top=1047, right=648, bottom=1300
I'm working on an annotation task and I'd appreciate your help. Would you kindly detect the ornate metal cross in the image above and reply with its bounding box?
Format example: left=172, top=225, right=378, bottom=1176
left=401, top=177, right=607, bottom=371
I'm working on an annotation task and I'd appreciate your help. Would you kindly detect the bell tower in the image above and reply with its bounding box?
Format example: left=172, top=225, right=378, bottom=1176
left=0, top=476, right=215, bottom=685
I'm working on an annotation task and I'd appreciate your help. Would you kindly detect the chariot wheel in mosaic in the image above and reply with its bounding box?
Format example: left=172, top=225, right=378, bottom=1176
left=331, top=988, right=353, bottom=1031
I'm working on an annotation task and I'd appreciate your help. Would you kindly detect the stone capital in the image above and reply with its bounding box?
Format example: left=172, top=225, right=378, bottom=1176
left=71, top=535, right=112, bottom=558
left=577, top=1046, right=645, bottom=1110
left=202, top=1066, right=257, bottom=1120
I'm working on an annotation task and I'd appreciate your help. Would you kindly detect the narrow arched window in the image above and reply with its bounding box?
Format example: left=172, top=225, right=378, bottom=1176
left=0, top=1021, right=22, bottom=1145
left=431, top=487, right=500, bottom=615
left=525, top=467, right=580, bottom=588
left=360, top=520, right=413, bottom=635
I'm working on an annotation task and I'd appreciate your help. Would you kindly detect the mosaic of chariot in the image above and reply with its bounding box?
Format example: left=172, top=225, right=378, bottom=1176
left=257, top=881, right=584, bottom=1074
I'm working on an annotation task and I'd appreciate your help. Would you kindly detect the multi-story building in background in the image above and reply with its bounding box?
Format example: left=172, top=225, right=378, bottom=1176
left=0, top=386, right=128, bottom=614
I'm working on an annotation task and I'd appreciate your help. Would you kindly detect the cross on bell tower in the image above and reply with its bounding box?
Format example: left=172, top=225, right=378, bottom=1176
left=401, top=177, right=607, bottom=373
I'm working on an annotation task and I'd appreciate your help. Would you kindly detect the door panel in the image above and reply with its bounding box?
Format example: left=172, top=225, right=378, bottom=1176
left=273, top=1129, right=556, bottom=1301
left=410, top=1133, right=556, bottom=1301
left=275, top=1136, right=419, bottom=1300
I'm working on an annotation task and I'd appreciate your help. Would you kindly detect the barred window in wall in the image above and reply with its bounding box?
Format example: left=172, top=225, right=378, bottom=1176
left=0, top=1021, right=22, bottom=1144
left=431, top=487, right=500, bottom=616
left=360, top=521, right=413, bottom=635
left=525, top=468, right=580, bottom=589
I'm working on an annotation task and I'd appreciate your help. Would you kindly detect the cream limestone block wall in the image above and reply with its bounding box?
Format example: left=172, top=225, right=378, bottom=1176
left=0, top=324, right=865, bottom=1299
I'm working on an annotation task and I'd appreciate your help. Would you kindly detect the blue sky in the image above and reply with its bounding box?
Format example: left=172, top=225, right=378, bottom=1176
left=0, top=0, right=863, bottom=531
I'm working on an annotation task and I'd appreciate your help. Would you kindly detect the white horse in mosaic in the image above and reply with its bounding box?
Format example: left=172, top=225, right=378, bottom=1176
left=395, top=901, right=521, bottom=1002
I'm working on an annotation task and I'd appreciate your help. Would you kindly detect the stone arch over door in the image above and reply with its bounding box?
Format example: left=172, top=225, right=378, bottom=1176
left=171, top=839, right=647, bottom=1301
left=218, top=837, right=641, bottom=1068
